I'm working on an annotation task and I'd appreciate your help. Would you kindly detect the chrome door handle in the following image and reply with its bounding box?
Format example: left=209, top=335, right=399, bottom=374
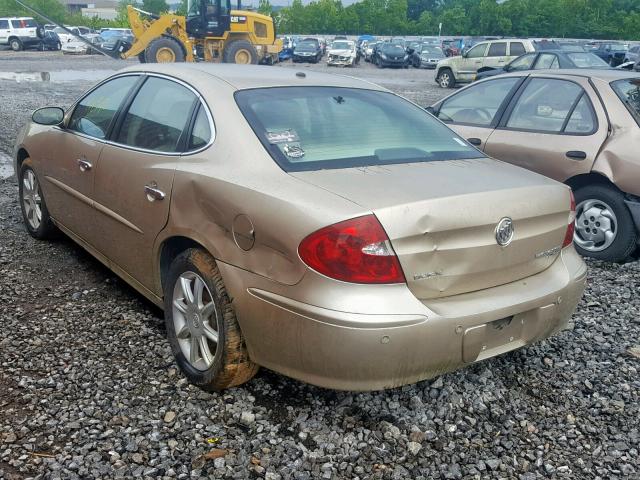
left=144, top=183, right=165, bottom=202
left=77, top=158, right=92, bottom=172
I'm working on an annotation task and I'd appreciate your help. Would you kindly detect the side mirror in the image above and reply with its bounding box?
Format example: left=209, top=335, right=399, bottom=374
left=462, top=51, right=468, bottom=58
left=425, top=106, right=437, bottom=115
left=32, top=107, right=64, bottom=126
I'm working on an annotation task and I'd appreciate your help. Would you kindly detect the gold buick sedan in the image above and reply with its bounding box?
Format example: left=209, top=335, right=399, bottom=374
left=14, top=64, right=586, bottom=391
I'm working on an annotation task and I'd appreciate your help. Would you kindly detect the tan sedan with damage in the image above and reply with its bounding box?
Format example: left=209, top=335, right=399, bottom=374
left=430, top=70, right=640, bottom=262
left=14, top=64, right=586, bottom=391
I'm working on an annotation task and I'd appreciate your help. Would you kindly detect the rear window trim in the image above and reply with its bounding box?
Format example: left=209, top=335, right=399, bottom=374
left=234, top=86, right=486, bottom=173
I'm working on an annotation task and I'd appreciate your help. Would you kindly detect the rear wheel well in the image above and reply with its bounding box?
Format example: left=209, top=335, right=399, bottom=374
left=565, top=173, right=620, bottom=194
left=159, top=236, right=207, bottom=290
left=16, top=148, right=29, bottom=171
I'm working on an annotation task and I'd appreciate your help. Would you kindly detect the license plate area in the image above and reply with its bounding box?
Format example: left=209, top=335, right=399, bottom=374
left=462, top=315, right=525, bottom=363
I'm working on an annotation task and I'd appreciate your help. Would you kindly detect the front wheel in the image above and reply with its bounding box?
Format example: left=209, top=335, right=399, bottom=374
left=437, top=68, right=455, bottom=88
left=573, top=185, right=637, bottom=262
left=145, top=36, right=185, bottom=63
left=164, top=248, right=259, bottom=390
left=18, top=158, right=57, bottom=240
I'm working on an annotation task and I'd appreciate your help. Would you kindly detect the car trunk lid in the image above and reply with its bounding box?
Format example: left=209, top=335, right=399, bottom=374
left=291, top=158, right=571, bottom=299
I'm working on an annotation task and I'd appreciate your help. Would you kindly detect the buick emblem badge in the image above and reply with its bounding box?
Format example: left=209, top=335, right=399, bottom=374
left=495, top=217, right=514, bottom=246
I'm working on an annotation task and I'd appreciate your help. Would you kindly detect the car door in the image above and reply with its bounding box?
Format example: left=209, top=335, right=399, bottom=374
left=40, top=74, right=140, bottom=242
left=457, top=43, right=487, bottom=82
left=0, top=20, right=9, bottom=44
left=90, top=75, right=200, bottom=290
left=434, top=76, right=525, bottom=149
left=483, top=75, right=609, bottom=183
left=482, top=41, right=508, bottom=70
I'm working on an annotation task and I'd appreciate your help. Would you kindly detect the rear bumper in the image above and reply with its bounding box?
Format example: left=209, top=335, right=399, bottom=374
left=219, top=248, right=586, bottom=391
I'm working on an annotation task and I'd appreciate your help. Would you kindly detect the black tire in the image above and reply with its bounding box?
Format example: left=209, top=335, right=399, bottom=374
left=223, top=39, right=258, bottom=64
left=10, top=38, right=23, bottom=51
left=573, top=184, right=637, bottom=262
left=56, top=41, right=61, bottom=51
left=437, top=68, right=455, bottom=88
left=18, top=158, right=57, bottom=240
left=137, top=51, right=147, bottom=63
left=377, top=58, right=383, bottom=68
left=164, top=248, right=259, bottom=390
left=145, top=36, right=185, bottom=63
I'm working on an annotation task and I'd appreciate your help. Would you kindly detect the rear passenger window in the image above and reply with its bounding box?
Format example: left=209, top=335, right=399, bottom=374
left=69, top=75, right=138, bottom=139
left=0, top=20, right=9, bottom=29
left=510, top=42, right=526, bottom=56
left=116, top=77, right=196, bottom=153
left=438, top=77, right=520, bottom=126
left=505, top=78, right=584, bottom=133
left=535, top=54, right=559, bottom=69
left=564, top=95, right=596, bottom=134
left=487, top=42, right=507, bottom=57
left=188, top=105, right=212, bottom=150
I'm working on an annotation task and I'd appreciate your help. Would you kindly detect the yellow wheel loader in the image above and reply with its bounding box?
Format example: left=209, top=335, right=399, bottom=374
left=11, top=0, right=281, bottom=65
left=123, top=0, right=282, bottom=64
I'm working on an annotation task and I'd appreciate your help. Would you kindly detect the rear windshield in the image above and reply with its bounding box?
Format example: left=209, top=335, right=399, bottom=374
left=235, top=87, right=484, bottom=172
left=567, top=52, right=608, bottom=68
left=611, top=78, right=640, bottom=126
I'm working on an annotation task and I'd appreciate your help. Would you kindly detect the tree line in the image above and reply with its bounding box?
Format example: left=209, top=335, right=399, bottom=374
left=2, top=0, right=639, bottom=39
left=267, top=0, right=640, bottom=40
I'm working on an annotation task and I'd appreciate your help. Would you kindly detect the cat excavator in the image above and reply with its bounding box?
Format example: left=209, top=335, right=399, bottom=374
left=12, top=0, right=282, bottom=64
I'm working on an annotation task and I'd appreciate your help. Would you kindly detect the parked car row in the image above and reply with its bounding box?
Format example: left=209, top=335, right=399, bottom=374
left=0, top=17, right=133, bottom=54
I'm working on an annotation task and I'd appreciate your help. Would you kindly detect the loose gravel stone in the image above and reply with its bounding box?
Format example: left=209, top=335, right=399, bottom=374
left=0, top=50, right=639, bottom=479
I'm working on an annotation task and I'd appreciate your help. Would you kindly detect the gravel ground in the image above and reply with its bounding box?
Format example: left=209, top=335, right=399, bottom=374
left=0, top=50, right=639, bottom=480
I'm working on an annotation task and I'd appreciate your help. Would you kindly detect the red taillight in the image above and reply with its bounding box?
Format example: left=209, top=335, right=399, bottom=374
left=562, top=190, right=576, bottom=248
left=298, top=215, right=406, bottom=284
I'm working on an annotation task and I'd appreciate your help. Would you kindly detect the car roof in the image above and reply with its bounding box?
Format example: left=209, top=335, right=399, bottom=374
left=120, top=64, right=387, bottom=91
left=495, top=68, right=640, bottom=82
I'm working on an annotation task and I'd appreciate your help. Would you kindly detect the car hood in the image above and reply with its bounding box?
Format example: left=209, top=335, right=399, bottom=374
left=329, top=49, right=354, bottom=56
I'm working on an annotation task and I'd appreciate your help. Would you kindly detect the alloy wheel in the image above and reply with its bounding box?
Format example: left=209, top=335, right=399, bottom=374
left=439, top=72, right=451, bottom=88
left=574, top=198, right=618, bottom=252
left=172, top=271, right=220, bottom=371
left=21, top=169, right=42, bottom=230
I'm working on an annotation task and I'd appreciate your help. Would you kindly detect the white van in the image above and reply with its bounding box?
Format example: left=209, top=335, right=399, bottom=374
left=0, top=17, right=39, bottom=51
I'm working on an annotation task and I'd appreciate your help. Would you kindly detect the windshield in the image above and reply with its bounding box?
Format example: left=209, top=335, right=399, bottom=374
left=382, top=45, right=405, bottom=55
left=296, top=42, right=316, bottom=51
left=332, top=41, right=351, bottom=50
left=611, top=78, right=640, bottom=126
left=567, top=52, right=609, bottom=68
left=235, top=87, right=483, bottom=172
left=100, top=30, right=122, bottom=38
left=421, top=46, right=442, bottom=55
left=609, top=44, right=628, bottom=52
